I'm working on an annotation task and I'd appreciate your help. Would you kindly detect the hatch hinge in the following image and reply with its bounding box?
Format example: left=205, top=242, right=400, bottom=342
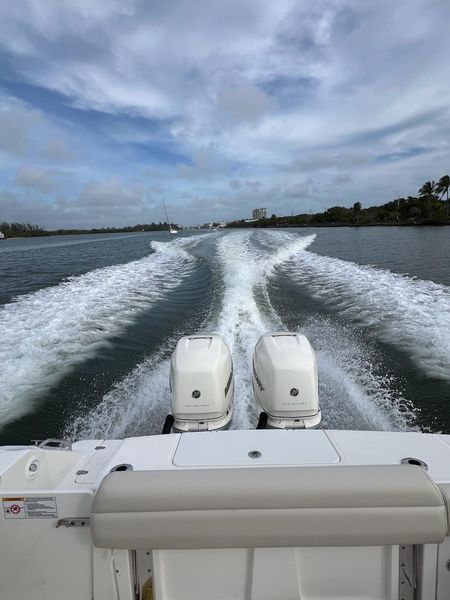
left=399, top=544, right=418, bottom=599
left=56, top=517, right=90, bottom=528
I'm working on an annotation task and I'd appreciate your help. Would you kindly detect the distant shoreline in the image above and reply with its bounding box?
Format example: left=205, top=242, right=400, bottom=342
left=0, top=227, right=176, bottom=239
left=227, top=185, right=450, bottom=229
left=226, top=221, right=450, bottom=229
left=2, top=221, right=450, bottom=239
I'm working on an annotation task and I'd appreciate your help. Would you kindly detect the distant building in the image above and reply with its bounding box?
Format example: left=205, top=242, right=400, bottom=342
left=252, top=208, right=267, bottom=220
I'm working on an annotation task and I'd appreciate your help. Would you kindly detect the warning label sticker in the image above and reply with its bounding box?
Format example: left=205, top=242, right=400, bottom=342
left=3, top=498, right=25, bottom=519
left=3, top=497, right=58, bottom=519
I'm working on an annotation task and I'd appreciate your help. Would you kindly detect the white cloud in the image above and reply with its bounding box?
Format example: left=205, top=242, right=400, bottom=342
left=45, top=138, right=73, bottom=161
left=1, top=179, right=155, bottom=229
left=0, top=98, right=41, bottom=156
left=76, top=178, right=145, bottom=208
left=0, top=0, right=450, bottom=225
left=215, top=82, right=273, bottom=125
left=15, top=165, right=55, bottom=192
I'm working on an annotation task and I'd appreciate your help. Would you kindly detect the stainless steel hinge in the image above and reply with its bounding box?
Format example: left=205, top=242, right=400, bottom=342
left=56, top=517, right=90, bottom=528
left=399, top=544, right=418, bottom=600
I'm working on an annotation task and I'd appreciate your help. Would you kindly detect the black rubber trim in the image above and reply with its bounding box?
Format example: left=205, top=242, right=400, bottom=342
left=162, top=414, right=175, bottom=434
left=256, top=412, right=268, bottom=429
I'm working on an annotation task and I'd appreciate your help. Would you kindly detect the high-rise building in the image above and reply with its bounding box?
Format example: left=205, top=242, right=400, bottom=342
left=252, top=208, right=267, bottom=220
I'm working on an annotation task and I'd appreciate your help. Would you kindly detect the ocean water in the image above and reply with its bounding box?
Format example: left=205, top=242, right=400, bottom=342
left=0, top=227, right=449, bottom=444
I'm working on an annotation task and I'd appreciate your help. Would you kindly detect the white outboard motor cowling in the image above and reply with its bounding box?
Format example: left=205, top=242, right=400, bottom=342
left=252, top=332, right=321, bottom=429
left=169, top=335, right=234, bottom=432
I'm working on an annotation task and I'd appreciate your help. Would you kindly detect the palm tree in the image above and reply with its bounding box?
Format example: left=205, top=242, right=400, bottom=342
left=436, top=175, right=450, bottom=218
left=353, top=201, right=361, bottom=224
left=418, top=181, right=437, bottom=198
left=418, top=181, right=437, bottom=217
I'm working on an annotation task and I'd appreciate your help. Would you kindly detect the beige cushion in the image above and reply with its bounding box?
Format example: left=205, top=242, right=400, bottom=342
left=91, top=465, right=448, bottom=549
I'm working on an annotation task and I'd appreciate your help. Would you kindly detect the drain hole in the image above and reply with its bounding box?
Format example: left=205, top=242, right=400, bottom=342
left=401, top=457, right=428, bottom=470
left=110, top=463, right=133, bottom=472
left=248, top=450, right=262, bottom=459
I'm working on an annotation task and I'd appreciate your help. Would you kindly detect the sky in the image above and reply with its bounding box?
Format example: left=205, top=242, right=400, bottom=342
left=0, top=0, right=449, bottom=228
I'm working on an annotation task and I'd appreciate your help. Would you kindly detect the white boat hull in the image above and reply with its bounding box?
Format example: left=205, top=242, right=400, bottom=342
left=1, top=429, right=450, bottom=599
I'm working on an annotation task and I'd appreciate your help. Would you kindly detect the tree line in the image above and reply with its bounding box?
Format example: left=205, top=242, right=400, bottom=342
left=0, top=222, right=179, bottom=237
left=0, top=222, right=45, bottom=237
left=227, top=174, right=450, bottom=228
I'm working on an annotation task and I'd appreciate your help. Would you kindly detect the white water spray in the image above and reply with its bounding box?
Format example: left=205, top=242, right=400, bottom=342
left=0, top=236, right=206, bottom=427
left=275, top=232, right=450, bottom=382
left=70, top=230, right=414, bottom=438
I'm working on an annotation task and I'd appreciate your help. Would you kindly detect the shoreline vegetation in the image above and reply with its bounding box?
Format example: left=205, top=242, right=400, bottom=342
left=0, top=222, right=179, bottom=238
left=227, top=176, right=450, bottom=229
left=1, top=176, right=449, bottom=237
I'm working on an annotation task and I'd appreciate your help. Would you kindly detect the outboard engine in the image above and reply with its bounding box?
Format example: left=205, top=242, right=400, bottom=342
left=167, top=335, right=234, bottom=432
left=252, top=332, right=321, bottom=429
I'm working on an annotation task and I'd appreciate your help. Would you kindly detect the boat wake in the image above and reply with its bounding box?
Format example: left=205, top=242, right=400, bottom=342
left=68, top=348, right=174, bottom=440
left=300, top=316, right=413, bottom=431
left=70, top=230, right=414, bottom=439
left=69, top=231, right=314, bottom=438
left=0, top=236, right=205, bottom=427
left=271, top=231, right=450, bottom=383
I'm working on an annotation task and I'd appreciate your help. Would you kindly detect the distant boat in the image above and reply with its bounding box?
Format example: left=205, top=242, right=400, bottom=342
left=163, top=201, right=178, bottom=235
left=0, top=231, right=6, bottom=240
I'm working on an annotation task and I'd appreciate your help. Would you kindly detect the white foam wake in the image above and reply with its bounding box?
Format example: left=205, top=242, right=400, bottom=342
left=70, top=230, right=317, bottom=438
left=210, top=231, right=409, bottom=431
left=68, top=350, right=172, bottom=440
left=277, top=233, right=450, bottom=382
left=0, top=236, right=203, bottom=427
left=212, top=231, right=318, bottom=428
left=69, top=230, right=414, bottom=438
left=300, top=317, right=414, bottom=431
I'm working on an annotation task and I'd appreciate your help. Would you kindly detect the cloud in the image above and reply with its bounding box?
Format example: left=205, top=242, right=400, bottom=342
left=0, top=189, right=60, bottom=226
left=15, top=165, right=55, bottom=192
left=45, top=138, right=73, bottom=161
left=0, top=98, right=41, bottom=156
left=215, top=83, right=273, bottom=125
left=284, top=151, right=372, bottom=172
left=1, top=178, right=155, bottom=229
left=0, top=0, right=449, bottom=225
left=76, top=178, right=145, bottom=210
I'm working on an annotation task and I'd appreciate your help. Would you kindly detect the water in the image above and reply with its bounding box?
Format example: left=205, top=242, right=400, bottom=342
left=0, top=227, right=449, bottom=444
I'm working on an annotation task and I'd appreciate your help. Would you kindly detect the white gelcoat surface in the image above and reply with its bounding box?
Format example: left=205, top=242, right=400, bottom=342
left=172, top=429, right=340, bottom=467
left=327, top=430, right=450, bottom=482
left=1, top=429, right=450, bottom=600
